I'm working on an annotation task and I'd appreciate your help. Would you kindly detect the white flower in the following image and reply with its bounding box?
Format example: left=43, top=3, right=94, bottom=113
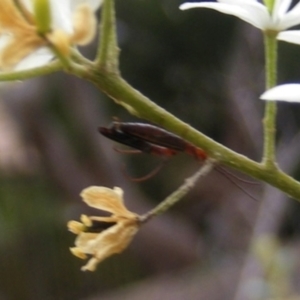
left=0, top=0, right=103, bottom=71
left=260, top=83, right=300, bottom=102
left=277, top=30, right=300, bottom=45
left=179, top=0, right=300, bottom=32
left=68, top=186, right=140, bottom=271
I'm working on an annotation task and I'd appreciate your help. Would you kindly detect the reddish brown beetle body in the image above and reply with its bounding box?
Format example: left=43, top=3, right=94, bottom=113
left=99, top=122, right=207, bottom=160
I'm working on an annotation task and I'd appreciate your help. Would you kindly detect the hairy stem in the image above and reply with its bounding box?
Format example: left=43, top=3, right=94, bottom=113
left=140, top=160, right=215, bottom=222
left=262, top=33, right=277, bottom=169
left=95, top=0, right=119, bottom=72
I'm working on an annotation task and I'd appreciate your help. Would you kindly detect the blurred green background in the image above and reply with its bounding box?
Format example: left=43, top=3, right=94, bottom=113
left=1, top=0, right=300, bottom=299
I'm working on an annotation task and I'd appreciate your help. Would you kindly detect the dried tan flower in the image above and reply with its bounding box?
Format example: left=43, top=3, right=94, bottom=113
left=68, top=186, right=140, bottom=271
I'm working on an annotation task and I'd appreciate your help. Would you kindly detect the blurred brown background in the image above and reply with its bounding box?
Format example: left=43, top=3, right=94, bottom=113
left=1, top=0, right=300, bottom=299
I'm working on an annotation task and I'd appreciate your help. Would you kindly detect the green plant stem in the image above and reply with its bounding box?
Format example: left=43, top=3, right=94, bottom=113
left=140, top=160, right=215, bottom=222
left=95, top=0, right=119, bottom=71
left=0, top=61, right=62, bottom=81
left=48, top=46, right=74, bottom=70
left=262, top=33, right=278, bottom=169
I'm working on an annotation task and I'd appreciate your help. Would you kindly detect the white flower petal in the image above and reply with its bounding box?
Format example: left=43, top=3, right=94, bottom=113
left=278, top=2, right=300, bottom=30
left=260, top=84, right=300, bottom=102
left=73, top=0, right=103, bottom=11
left=277, top=30, right=300, bottom=44
left=273, top=0, right=292, bottom=18
left=179, top=0, right=300, bottom=31
left=50, top=0, right=103, bottom=36
left=179, top=2, right=269, bottom=30
left=50, top=0, right=73, bottom=34
left=218, top=0, right=261, bottom=6
left=0, top=35, right=11, bottom=53
left=21, top=0, right=34, bottom=13
left=14, top=48, right=54, bottom=71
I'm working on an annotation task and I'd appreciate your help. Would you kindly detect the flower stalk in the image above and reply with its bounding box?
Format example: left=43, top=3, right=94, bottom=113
left=140, top=159, right=215, bottom=223
left=0, top=60, right=62, bottom=81
left=95, top=0, right=119, bottom=72
left=262, top=33, right=278, bottom=169
left=34, top=0, right=51, bottom=34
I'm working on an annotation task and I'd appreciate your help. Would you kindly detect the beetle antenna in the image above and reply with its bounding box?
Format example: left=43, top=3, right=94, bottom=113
left=216, top=167, right=259, bottom=201
left=121, top=160, right=168, bottom=182
left=216, top=166, right=259, bottom=185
